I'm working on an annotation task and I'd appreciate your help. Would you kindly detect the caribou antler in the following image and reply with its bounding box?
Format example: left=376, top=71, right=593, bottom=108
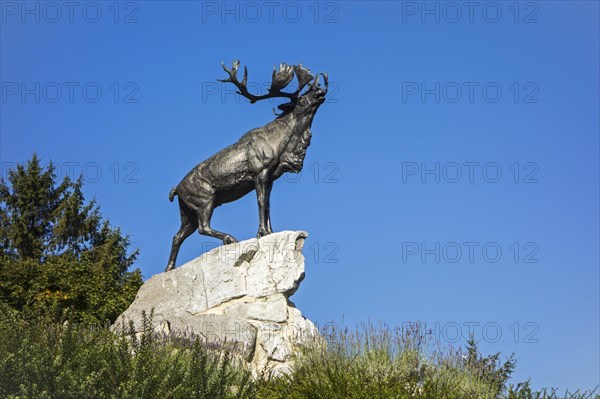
left=293, top=64, right=315, bottom=92
left=308, top=72, right=329, bottom=93
left=219, top=60, right=314, bottom=104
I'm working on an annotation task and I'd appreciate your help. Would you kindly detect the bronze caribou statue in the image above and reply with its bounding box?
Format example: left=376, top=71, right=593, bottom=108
left=166, top=60, right=328, bottom=271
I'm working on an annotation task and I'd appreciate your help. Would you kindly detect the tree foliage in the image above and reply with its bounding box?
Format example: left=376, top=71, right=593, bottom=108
left=0, top=154, right=143, bottom=323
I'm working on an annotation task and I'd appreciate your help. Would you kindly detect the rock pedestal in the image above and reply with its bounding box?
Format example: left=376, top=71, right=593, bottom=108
left=112, top=230, right=319, bottom=376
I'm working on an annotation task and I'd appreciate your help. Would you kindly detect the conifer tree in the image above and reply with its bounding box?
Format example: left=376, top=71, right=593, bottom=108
left=0, top=154, right=142, bottom=323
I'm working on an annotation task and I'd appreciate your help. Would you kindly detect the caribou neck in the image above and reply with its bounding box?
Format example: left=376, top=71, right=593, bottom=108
left=278, top=110, right=318, bottom=134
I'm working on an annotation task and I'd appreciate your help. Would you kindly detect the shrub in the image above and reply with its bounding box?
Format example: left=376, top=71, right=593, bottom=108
left=0, top=306, right=254, bottom=399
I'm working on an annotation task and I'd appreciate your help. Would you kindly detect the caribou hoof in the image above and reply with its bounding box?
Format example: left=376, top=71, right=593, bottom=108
left=223, top=235, right=237, bottom=245
left=257, top=228, right=272, bottom=238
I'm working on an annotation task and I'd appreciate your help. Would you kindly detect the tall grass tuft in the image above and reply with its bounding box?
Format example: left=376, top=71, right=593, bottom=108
left=254, top=321, right=509, bottom=399
left=253, top=322, right=598, bottom=399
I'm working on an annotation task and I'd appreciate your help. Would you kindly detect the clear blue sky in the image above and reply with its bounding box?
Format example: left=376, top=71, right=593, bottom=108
left=1, top=0, right=598, bottom=391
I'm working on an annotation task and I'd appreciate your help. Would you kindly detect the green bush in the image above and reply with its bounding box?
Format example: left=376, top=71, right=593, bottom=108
left=0, top=305, right=254, bottom=399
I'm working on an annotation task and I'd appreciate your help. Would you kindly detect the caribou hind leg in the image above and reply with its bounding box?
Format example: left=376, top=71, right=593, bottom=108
left=197, top=198, right=237, bottom=245
left=166, top=199, right=198, bottom=272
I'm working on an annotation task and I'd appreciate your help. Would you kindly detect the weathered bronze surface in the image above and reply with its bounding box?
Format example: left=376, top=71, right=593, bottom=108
left=166, top=61, right=328, bottom=271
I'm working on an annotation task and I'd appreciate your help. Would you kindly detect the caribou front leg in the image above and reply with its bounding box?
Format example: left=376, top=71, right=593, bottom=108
left=255, top=170, right=273, bottom=238
left=265, top=180, right=273, bottom=234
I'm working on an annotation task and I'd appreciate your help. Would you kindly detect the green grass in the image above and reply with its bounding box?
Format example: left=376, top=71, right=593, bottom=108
left=0, top=305, right=597, bottom=399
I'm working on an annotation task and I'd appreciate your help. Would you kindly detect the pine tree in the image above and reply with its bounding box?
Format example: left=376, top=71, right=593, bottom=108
left=0, top=154, right=143, bottom=323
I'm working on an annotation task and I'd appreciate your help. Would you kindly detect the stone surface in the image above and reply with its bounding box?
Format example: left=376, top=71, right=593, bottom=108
left=112, top=230, right=319, bottom=376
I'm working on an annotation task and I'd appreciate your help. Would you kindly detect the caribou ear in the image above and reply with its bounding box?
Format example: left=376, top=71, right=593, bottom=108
left=277, top=101, right=295, bottom=113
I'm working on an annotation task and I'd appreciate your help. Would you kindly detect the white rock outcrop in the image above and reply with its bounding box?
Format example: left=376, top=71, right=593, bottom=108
left=112, top=230, right=319, bottom=376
